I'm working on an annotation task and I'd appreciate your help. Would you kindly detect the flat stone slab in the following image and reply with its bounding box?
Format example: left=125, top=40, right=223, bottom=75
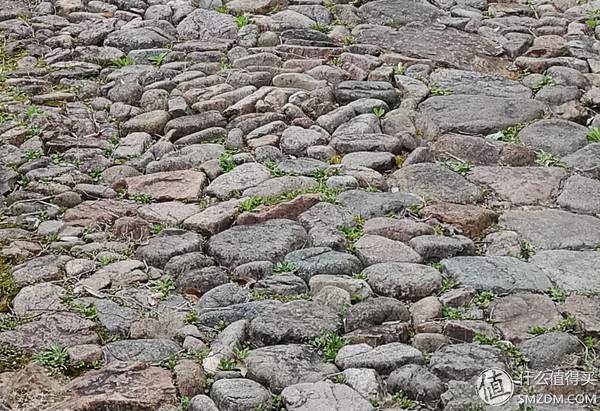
left=205, top=162, right=271, bottom=200
left=440, top=256, right=552, bottom=293
left=114, top=170, right=207, bottom=202
left=562, top=143, right=600, bottom=180
left=429, top=68, right=533, bottom=98
left=103, top=339, right=181, bottom=363
left=246, top=344, right=339, bottom=394
left=359, top=0, right=444, bottom=26
left=388, top=163, right=483, bottom=204
left=560, top=295, right=600, bottom=336
left=530, top=250, right=600, bottom=292
left=556, top=174, right=600, bottom=214
left=499, top=209, right=600, bottom=251
left=490, top=293, right=563, bottom=344
left=0, top=312, right=100, bottom=352
left=48, top=362, right=176, bottom=410
left=418, top=95, right=546, bottom=134
left=281, top=381, right=373, bottom=411
left=356, top=23, right=506, bottom=74
left=250, top=300, right=343, bottom=346
left=363, top=262, right=441, bottom=301
left=284, top=247, right=363, bottom=282
left=467, top=166, right=567, bottom=206
left=335, top=342, right=423, bottom=374
left=207, top=219, right=307, bottom=268
left=429, top=343, right=507, bottom=382
left=336, top=190, right=421, bottom=219
left=517, top=119, right=589, bottom=156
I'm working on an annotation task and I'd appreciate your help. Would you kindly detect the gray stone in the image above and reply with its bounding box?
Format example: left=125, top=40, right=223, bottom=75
left=557, top=174, right=600, bottom=214
left=208, top=219, right=308, bottom=268
left=12, top=283, right=65, bottom=316
left=284, top=247, right=363, bottom=283
left=104, top=27, right=173, bottom=53
left=563, top=143, right=600, bottom=180
left=341, top=368, right=384, bottom=403
left=309, top=275, right=373, bottom=300
left=440, top=256, right=552, bottom=293
left=196, top=283, right=249, bottom=309
left=419, top=95, right=546, bottom=134
left=344, top=297, right=410, bottom=332
left=177, top=9, right=237, bottom=41
left=281, top=381, right=373, bottom=411
left=297, top=202, right=356, bottom=231
left=354, top=234, right=423, bottom=265
left=429, top=343, right=507, bottom=382
left=250, top=300, right=343, bottom=346
left=520, top=332, right=582, bottom=369
left=280, top=127, right=328, bottom=157
left=387, top=364, right=446, bottom=405
left=188, top=395, right=219, bottom=411
left=197, top=301, right=283, bottom=327
left=312, top=285, right=352, bottom=314
left=530, top=250, right=600, bottom=292
left=253, top=273, right=308, bottom=296
left=499, top=209, right=600, bottom=251
left=246, top=344, right=339, bottom=394
left=12, top=254, right=71, bottom=285
left=210, top=379, right=272, bottom=411
left=335, top=343, right=423, bottom=374
left=359, top=0, right=444, bottom=25
left=205, top=162, right=271, bottom=200
left=388, top=163, right=483, bottom=204
left=363, top=217, right=434, bottom=242
left=336, top=190, right=421, bottom=219
left=243, top=176, right=318, bottom=199
left=429, top=68, right=532, bottom=98
left=409, top=235, right=474, bottom=260
left=560, top=295, right=600, bottom=336
left=517, top=119, right=589, bottom=156
left=77, top=297, right=137, bottom=338
left=336, top=81, right=400, bottom=107
left=103, top=339, right=181, bottom=363
left=330, top=133, right=402, bottom=155
left=136, top=229, right=204, bottom=269
left=363, top=262, right=442, bottom=302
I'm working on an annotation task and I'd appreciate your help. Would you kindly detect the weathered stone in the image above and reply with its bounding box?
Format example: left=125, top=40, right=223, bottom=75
left=210, top=379, right=272, bottom=411
left=344, top=297, right=410, bottom=332
left=355, top=234, right=423, bottom=265
left=490, top=293, right=563, bottom=344
left=530, top=250, right=600, bottom=292
left=136, top=229, right=204, bottom=269
left=281, top=381, right=373, bottom=411
left=441, top=256, right=552, bottom=293
left=250, top=300, right=343, bottom=346
left=557, top=174, right=600, bottom=214
left=517, top=118, right=589, bottom=156
left=246, top=344, right=338, bottom=394
left=499, top=209, right=600, bottom=251
left=335, top=342, right=423, bottom=374
left=103, top=339, right=181, bottom=363
left=363, top=262, right=442, bottom=301
left=388, top=163, right=483, bottom=204
left=208, top=219, right=307, bottom=268
left=284, top=247, right=363, bottom=282
left=429, top=343, right=507, bottom=382
left=520, top=332, right=582, bottom=369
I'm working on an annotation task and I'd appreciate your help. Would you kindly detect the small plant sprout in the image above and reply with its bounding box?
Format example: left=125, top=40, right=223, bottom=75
left=587, top=127, right=600, bottom=142
left=428, top=81, right=451, bottom=96
left=532, top=75, right=555, bottom=92
left=218, top=357, right=237, bottom=371
left=235, top=15, right=250, bottom=28
left=344, top=36, right=355, bottom=46
left=440, top=279, right=458, bottom=293
left=271, top=262, right=295, bottom=274
left=547, top=287, right=569, bottom=303
left=308, top=331, right=350, bottom=362
left=128, top=192, right=155, bottom=204
left=148, top=52, right=167, bottom=67
left=33, top=343, right=70, bottom=370
left=439, top=159, right=472, bottom=176
left=220, top=153, right=236, bottom=172
left=110, top=56, right=135, bottom=68
left=88, top=167, right=105, bottom=182
left=372, top=107, right=385, bottom=118
left=535, top=151, right=566, bottom=169
left=310, top=23, right=331, bottom=33
left=148, top=276, right=175, bottom=296
left=586, top=18, right=598, bottom=30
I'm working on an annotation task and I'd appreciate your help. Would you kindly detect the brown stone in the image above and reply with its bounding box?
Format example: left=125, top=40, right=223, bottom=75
left=0, top=312, right=100, bottom=352
left=344, top=322, right=410, bottom=347
left=182, top=198, right=242, bottom=235
left=236, top=194, right=321, bottom=226
left=443, top=320, right=498, bottom=343
left=67, top=344, right=103, bottom=364
left=47, top=362, right=177, bottom=411
left=113, top=170, right=207, bottom=202
left=0, top=363, right=60, bottom=410
left=421, top=203, right=497, bottom=238
left=467, top=166, right=567, bottom=206
left=560, top=295, right=600, bottom=336
left=490, top=293, right=562, bottom=344
left=174, top=359, right=206, bottom=398
left=362, top=217, right=434, bottom=243
left=63, top=199, right=138, bottom=228
left=113, top=216, right=152, bottom=242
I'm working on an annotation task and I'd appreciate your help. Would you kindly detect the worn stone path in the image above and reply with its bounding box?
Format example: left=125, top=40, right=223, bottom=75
left=0, top=0, right=599, bottom=409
